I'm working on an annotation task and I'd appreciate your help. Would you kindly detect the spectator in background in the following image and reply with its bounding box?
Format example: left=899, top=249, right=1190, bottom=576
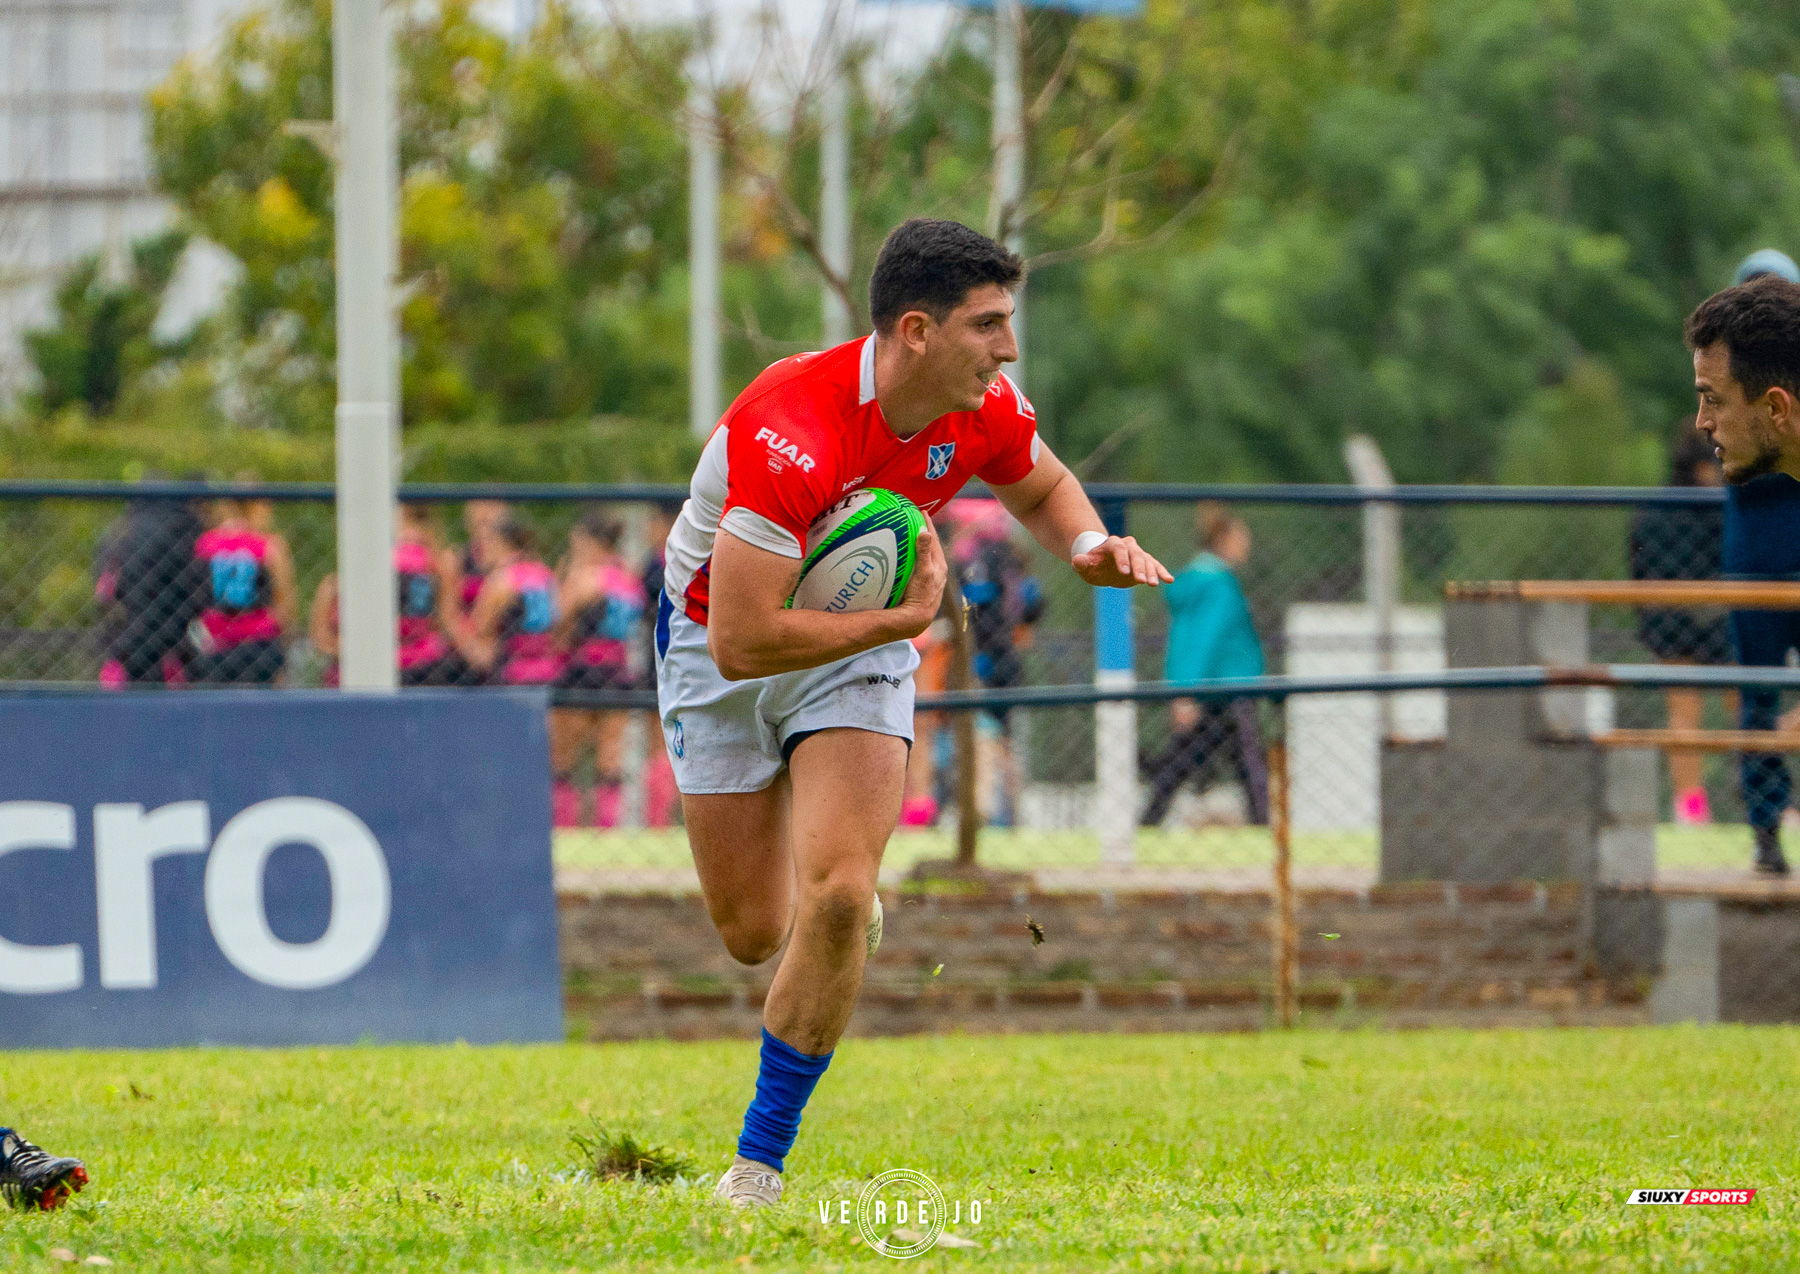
left=309, top=503, right=465, bottom=687
left=1141, top=503, right=1268, bottom=828
left=1715, top=251, right=1800, bottom=874
left=105, top=481, right=207, bottom=685
left=94, top=505, right=131, bottom=685
left=638, top=500, right=683, bottom=828
left=639, top=500, right=682, bottom=627
left=1630, top=424, right=1730, bottom=824
left=442, top=498, right=509, bottom=634
left=552, top=512, right=646, bottom=828
left=950, top=498, right=1045, bottom=827
left=187, top=495, right=296, bottom=685
left=901, top=611, right=953, bottom=828
left=466, top=515, right=560, bottom=683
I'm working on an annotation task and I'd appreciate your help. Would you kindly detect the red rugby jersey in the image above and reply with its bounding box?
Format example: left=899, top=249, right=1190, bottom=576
left=663, top=335, right=1039, bottom=624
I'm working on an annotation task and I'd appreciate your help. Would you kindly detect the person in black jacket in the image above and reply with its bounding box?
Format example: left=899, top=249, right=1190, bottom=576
left=1687, top=258, right=1800, bottom=873
left=108, top=487, right=207, bottom=684
left=1630, top=426, right=1729, bottom=825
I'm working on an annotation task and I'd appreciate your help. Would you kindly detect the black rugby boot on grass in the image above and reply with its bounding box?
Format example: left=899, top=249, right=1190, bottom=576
left=0, top=1129, right=88, bottom=1211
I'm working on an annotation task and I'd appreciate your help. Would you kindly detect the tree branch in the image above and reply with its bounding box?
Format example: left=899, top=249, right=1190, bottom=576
left=1026, top=129, right=1240, bottom=270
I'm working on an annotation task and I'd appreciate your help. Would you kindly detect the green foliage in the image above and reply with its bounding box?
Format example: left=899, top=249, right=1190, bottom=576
left=35, top=0, right=1800, bottom=492
left=22, top=230, right=193, bottom=417
left=1007, top=0, right=1800, bottom=482
left=148, top=0, right=690, bottom=431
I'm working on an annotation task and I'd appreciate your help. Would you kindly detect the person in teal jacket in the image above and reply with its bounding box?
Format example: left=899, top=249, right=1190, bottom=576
left=1141, top=504, right=1269, bottom=826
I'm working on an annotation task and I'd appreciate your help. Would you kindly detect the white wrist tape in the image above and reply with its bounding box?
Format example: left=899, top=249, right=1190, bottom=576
left=1071, top=530, right=1108, bottom=561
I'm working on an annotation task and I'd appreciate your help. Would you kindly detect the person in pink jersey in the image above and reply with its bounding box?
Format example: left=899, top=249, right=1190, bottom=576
left=438, top=499, right=509, bottom=671
left=309, top=503, right=466, bottom=687
left=550, top=511, right=647, bottom=827
left=465, top=514, right=562, bottom=686
left=448, top=499, right=508, bottom=612
left=658, top=219, right=1171, bottom=1206
left=189, top=496, right=297, bottom=684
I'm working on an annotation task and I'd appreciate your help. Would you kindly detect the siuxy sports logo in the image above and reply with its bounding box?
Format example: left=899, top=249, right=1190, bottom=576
left=816, top=1168, right=987, bottom=1259
left=1627, top=1188, right=1756, bottom=1205
left=670, top=718, right=685, bottom=759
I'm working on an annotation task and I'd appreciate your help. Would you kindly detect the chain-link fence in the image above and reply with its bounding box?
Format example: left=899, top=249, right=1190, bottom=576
left=2, top=479, right=1792, bottom=875
left=11, top=477, right=1800, bottom=1023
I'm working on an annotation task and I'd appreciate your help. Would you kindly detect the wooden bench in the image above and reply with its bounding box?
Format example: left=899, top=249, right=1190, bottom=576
left=1595, top=729, right=1800, bottom=752
left=1446, top=580, right=1800, bottom=608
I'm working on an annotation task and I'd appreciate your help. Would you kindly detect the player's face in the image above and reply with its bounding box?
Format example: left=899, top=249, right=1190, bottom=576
left=928, top=284, right=1020, bottom=411
left=1694, top=344, right=1785, bottom=484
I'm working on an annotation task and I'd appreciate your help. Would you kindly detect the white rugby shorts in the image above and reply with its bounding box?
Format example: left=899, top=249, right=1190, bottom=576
left=653, top=591, right=919, bottom=794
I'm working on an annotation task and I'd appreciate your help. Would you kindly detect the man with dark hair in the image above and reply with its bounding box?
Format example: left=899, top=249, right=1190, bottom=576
left=656, top=218, right=1169, bottom=1206
left=1685, top=267, right=1800, bottom=873
left=867, top=217, right=1025, bottom=332
left=1686, top=273, right=1800, bottom=485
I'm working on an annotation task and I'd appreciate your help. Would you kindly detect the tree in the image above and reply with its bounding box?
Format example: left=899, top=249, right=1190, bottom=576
left=22, top=230, right=192, bottom=417
left=1018, top=0, right=1800, bottom=483
left=148, top=0, right=690, bottom=430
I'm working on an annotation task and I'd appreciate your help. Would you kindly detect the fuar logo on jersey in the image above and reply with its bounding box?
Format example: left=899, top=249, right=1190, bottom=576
left=926, top=443, right=955, bottom=481
left=754, top=427, right=817, bottom=473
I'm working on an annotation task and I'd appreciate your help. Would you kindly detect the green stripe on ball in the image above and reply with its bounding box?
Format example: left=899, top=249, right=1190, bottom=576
left=793, top=489, right=924, bottom=610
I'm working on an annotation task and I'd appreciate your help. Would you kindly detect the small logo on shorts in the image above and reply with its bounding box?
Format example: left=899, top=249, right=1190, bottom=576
left=671, top=718, right=685, bottom=759
left=926, top=442, right=955, bottom=481
left=866, top=674, right=903, bottom=688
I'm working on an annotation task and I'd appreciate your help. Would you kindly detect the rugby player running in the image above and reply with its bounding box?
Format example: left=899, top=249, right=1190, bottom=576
left=655, top=219, right=1171, bottom=1207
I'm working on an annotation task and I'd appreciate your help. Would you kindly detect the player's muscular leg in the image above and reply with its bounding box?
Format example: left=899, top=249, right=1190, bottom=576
left=763, top=728, right=908, bottom=1054
left=684, top=776, right=794, bottom=965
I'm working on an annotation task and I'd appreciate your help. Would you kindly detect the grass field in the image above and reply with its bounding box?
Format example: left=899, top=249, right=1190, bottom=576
left=4, top=1028, right=1798, bottom=1271
left=554, top=824, right=1763, bottom=876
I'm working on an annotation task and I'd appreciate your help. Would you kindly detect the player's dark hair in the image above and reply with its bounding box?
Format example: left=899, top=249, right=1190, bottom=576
left=869, top=219, right=1024, bottom=334
left=1684, top=276, right=1800, bottom=401
left=496, top=513, right=537, bottom=554
left=576, top=509, right=623, bottom=550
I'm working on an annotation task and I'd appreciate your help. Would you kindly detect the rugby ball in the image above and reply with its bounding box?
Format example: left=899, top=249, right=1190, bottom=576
left=789, top=489, right=925, bottom=613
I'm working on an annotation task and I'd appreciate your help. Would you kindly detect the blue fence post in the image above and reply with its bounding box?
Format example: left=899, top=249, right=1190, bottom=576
left=1094, top=498, right=1137, bottom=864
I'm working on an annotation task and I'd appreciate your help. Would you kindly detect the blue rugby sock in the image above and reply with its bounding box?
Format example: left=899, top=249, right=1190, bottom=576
left=735, top=1027, right=833, bottom=1173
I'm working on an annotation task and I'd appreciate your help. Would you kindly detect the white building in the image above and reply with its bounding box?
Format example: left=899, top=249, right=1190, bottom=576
left=0, top=0, right=240, bottom=398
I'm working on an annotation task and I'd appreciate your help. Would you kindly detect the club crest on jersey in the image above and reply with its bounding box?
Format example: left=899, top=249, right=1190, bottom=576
left=754, top=426, right=816, bottom=474
left=926, top=442, right=956, bottom=481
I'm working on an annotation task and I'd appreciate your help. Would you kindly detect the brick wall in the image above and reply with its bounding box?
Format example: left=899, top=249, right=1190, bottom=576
left=559, top=882, right=1649, bottom=1041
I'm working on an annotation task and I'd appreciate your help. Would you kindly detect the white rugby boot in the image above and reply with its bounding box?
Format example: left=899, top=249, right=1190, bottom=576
left=714, top=1155, right=783, bottom=1208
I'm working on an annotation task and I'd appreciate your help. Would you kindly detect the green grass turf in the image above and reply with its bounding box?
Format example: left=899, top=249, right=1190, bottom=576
left=4, top=1028, right=1797, bottom=1271
left=554, top=824, right=1760, bottom=875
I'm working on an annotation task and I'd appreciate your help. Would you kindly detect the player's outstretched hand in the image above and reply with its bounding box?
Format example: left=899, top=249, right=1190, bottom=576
left=893, top=517, right=948, bottom=637
left=1073, top=535, right=1173, bottom=589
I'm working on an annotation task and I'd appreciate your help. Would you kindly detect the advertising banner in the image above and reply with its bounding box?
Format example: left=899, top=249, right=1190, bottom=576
left=0, top=690, right=560, bottom=1047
